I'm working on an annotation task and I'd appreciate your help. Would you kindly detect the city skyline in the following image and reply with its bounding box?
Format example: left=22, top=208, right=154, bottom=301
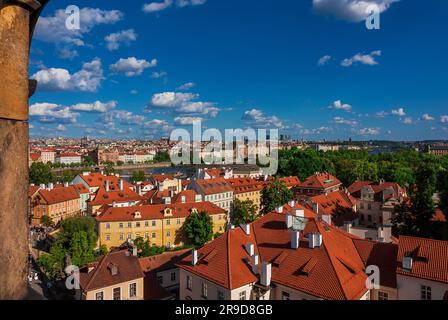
left=29, top=0, right=448, bottom=141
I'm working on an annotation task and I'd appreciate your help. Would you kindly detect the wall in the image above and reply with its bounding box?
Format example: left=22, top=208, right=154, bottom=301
left=397, top=275, right=448, bottom=300
left=84, top=277, right=144, bottom=300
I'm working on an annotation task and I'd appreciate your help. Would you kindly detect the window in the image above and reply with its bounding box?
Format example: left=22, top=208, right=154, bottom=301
left=105, top=223, right=110, bottom=229
left=239, top=291, right=246, bottom=300
left=167, top=231, right=171, bottom=237
left=360, top=203, right=364, bottom=209
left=171, top=272, right=176, bottom=282
left=136, top=222, right=141, bottom=228
left=177, top=219, right=181, bottom=225
left=95, top=291, right=104, bottom=300
left=105, top=234, right=111, bottom=241
left=368, top=215, right=372, bottom=222
left=119, top=233, right=124, bottom=241
left=421, top=285, right=432, bottom=300
left=166, top=219, right=171, bottom=226
left=368, top=203, right=372, bottom=210
left=145, top=232, right=149, bottom=239
left=128, top=222, right=132, bottom=228
left=282, top=291, right=290, bottom=300
left=145, top=221, right=149, bottom=227
left=152, top=232, right=156, bottom=239
left=217, top=290, right=224, bottom=300
left=378, top=291, right=389, bottom=300
left=158, top=276, right=163, bottom=285
left=360, top=214, right=365, bottom=221
left=113, top=287, right=121, bottom=300
left=186, top=275, right=192, bottom=290
left=119, top=223, right=123, bottom=229
left=127, top=233, right=132, bottom=239
left=129, top=283, right=137, bottom=298
left=152, top=221, right=156, bottom=227
left=201, top=283, right=208, bottom=298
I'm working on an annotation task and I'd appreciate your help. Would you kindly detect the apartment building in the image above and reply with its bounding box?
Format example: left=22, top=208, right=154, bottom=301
left=227, top=178, right=264, bottom=214
left=72, top=172, right=134, bottom=194
left=308, top=190, right=357, bottom=226
left=55, top=153, right=82, bottom=165
left=296, top=173, right=342, bottom=196
left=31, top=184, right=81, bottom=225
left=40, top=149, right=56, bottom=164
left=149, top=174, right=183, bottom=193
left=95, top=202, right=227, bottom=250
left=348, top=180, right=406, bottom=228
left=78, top=248, right=144, bottom=300
left=190, top=178, right=234, bottom=213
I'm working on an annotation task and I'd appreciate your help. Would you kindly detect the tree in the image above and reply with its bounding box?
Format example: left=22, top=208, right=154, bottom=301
left=83, top=155, right=94, bottom=166
left=437, top=169, right=448, bottom=218
left=70, top=230, right=95, bottom=267
left=95, top=245, right=108, bottom=258
left=61, top=170, right=76, bottom=183
left=41, top=215, right=53, bottom=227
left=132, top=170, right=145, bottom=183
left=29, top=162, right=56, bottom=185
left=184, top=212, right=213, bottom=247
left=134, top=237, right=152, bottom=257
left=103, top=161, right=115, bottom=175
left=154, top=151, right=170, bottom=163
left=261, top=179, right=293, bottom=214
left=231, top=199, right=258, bottom=225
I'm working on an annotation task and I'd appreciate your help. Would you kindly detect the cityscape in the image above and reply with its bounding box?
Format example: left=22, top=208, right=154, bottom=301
left=0, top=0, right=447, bottom=311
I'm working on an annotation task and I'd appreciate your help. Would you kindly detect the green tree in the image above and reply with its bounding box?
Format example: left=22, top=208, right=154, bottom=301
left=103, top=161, right=115, bottom=175
left=134, top=237, right=152, bottom=257
left=184, top=212, right=213, bottom=247
left=41, top=215, right=53, bottom=227
left=83, top=155, right=94, bottom=166
left=261, top=179, right=293, bottom=214
left=131, top=170, right=145, bottom=183
left=95, top=245, right=108, bottom=258
left=231, top=199, right=258, bottom=225
left=70, top=231, right=95, bottom=267
left=438, top=169, right=448, bottom=218
left=153, top=151, right=171, bottom=163
left=61, top=170, right=76, bottom=183
left=29, top=162, right=56, bottom=185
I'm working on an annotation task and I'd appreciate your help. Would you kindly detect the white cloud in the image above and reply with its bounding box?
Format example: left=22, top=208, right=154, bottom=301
left=57, top=47, right=79, bottom=60
left=110, top=57, right=157, bottom=77
left=31, top=58, right=104, bottom=92
left=151, top=71, right=168, bottom=79
left=332, top=117, right=358, bottom=126
left=143, top=0, right=206, bottom=13
left=242, top=109, right=283, bottom=128
left=312, top=0, right=398, bottom=23
left=130, top=89, right=138, bottom=95
left=35, top=7, right=123, bottom=46
left=178, top=82, right=196, bottom=90
left=391, top=107, right=406, bottom=116
left=149, top=92, right=219, bottom=117
left=328, top=100, right=352, bottom=112
left=402, top=117, right=413, bottom=125
left=174, top=116, right=203, bottom=125
left=300, top=127, right=333, bottom=135
left=105, top=29, right=137, bottom=51
left=56, top=124, right=67, bottom=131
left=71, top=100, right=117, bottom=113
left=341, top=50, right=381, bottom=67
left=421, top=114, right=434, bottom=121
left=318, top=55, right=332, bottom=66
left=99, top=110, right=146, bottom=126
left=375, top=111, right=388, bottom=118
left=440, top=115, right=448, bottom=123
left=357, top=127, right=380, bottom=135
left=29, top=103, right=79, bottom=123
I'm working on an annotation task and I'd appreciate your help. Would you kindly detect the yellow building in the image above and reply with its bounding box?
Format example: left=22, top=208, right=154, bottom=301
left=227, top=178, right=264, bottom=214
left=95, top=202, right=227, bottom=250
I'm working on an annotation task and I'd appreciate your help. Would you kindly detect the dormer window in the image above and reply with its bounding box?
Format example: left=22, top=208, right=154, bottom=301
left=191, top=208, right=198, bottom=214
left=164, top=208, right=173, bottom=217
left=134, top=211, right=142, bottom=219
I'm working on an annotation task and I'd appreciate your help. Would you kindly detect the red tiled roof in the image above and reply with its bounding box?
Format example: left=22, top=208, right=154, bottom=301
left=311, top=190, right=357, bottom=216
left=227, top=178, right=264, bottom=194
left=29, top=153, right=41, bottom=161
left=79, top=172, right=133, bottom=189
left=90, top=186, right=144, bottom=206
left=150, top=174, right=175, bottom=183
left=79, top=249, right=144, bottom=292
left=348, top=181, right=404, bottom=198
left=298, top=173, right=342, bottom=190
left=29, top=185, right=41, bottom=198
left=139, top=249, right=190, bottom=273
left=95, top=202, right=226, bottom=223
left=262, top=176, right=301, bottom=188
left=396, top=236, right=448, bottom=284
left=432, top=209, right=447, bottom=222
left=37, top=186, right=80, bottom=205
left=193, top=178, right=234, bottom=195
left=72, top=183, right=90, bottom=195
left=178, top=203, right=372, bottom=300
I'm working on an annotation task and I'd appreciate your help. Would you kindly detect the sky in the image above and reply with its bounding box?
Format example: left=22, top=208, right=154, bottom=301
left=29, top=0, right=448, bottom=141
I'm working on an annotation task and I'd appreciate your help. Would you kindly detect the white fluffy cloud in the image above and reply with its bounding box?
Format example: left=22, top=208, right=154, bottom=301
left=149, top=92, right=219, bottom=117
left=402, top=117, right=413, bottom=125
left=328, top=100, right=352, bottom=112
left=440, top=115, right=448, bottom=123
left=110, top=57, right=157, bottom=77
left=71, top=100, right=117, bottom=113
left=178, top=82, right=196, bottom=90
left=341, top=50, right=381, bottom=67
left=357, top=127, right=380, bottom=135
left=29, top=103, right=80, bottom=123
left=35, top=7, right=123, bottom=46
left=391, top=107, right=406, bottom=116
left=421, top=114, right=434, bottom=121
left=143, top=0, right=206, bottom=13
left=318, top=55, right=332, bottom=66
left=174, top=116, right=203, bottom=125
left=105, top=29, right=137, bottom=51
left=99, top=110, right=146, bottom=126
left=300, top=127, right=333, bottom=135
left=31, top=58, right=104, bottom=92
left=332, top=117, right=358, bottom=126
left=312, top=0, right=398, bottom=22
left=56, top=124, right=67, bottom=132
left=242, top=109, right=283, bottom=128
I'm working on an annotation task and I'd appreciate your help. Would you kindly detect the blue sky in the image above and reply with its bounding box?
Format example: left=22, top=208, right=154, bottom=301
left=29, top=0, right=448, bottom=141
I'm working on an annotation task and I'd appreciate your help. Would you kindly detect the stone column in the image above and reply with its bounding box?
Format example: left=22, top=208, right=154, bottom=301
left=0, top=4, right=31, bottom=299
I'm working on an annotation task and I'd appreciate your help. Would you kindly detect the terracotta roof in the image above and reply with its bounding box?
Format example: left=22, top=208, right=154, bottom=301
left=90, top=185, right=145, bottom=206
left=348, top=181, right=404, bottom=199
left=262, top=176, right=301, bottom=188
left=95, top=202, right=226, bottom=223
left=79, top=249, right=145, bottom=292
left=79, top=173, right=133, bottom=189
left=37, top=186, right=80, bottom=205
left=145, top=190, right=199, bottom=205
left=139, top=249, right=191, bottom=273
left=204, top=168, right=226, bottom=178
left=396, top=236, right=448, bottom=284
left=72, top=183, right=90, bottom=195
left=298, top=173, right=342, bottom=190
left=29, top=153, right=41, bottom=161
left=311, top=190, right=357, bottom=216
left=29, top=185, right=41, bottom=198
left=432, top=209, right=447, bottom=222
left=193, top=178, right=234, bottom=195
left=150, top=174, right=175, bottom=183
left=179, top=203, right=372, bottom=300
left=227, top=178, right=264, bottom=194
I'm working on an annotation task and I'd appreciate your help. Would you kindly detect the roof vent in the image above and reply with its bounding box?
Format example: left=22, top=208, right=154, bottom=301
left=291, top=231, right=300, bottom=249
left=295, top=209, right=304, bottom=217
left=108, top=263, right=118, bottom=276
left=192, top=249, right=198, bottom=266
left=308, top=233, right=323, bottom=249
left=276, top=206, right=283, bottom=213
left=245, top=242, right=255, bottom=256
left=240, top=224, right=250, bottom=235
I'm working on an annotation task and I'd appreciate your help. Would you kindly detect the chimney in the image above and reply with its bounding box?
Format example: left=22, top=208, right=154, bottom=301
left=294, top=209, right=304, bottom=218
left=119, top=179, right=124, bottom=191
left=192, top=249, right=198, bottom=266
left=312, top=202, right=319, bottom=214
left=291, top=230, right=300, bottom=249
left=105, top=180, right=110, bottom=192
left=378, top=226, right=392, bottom=243
left=132, top=246, right=138, bottom=257
left=308, top=233, right=322, bottom=249
left=241, top=224, right=250, bottom=235
left=288, top=200, right=295, bottom=207
left=64, top=182, right=69, bottom=188
left=402, top=255, right=413, bottom=271
left=39, top=183, right=46, bottom=189
left=251, top=255, right=259, bottom=274
left=276, top=206, right=283, bottom=213
left=48, top=183, right=54, bottom=191
left=164, top=197, right=171, bottom=204
left=245, top=242, right=255, bottom=256
left=181, top=196, right=186, bottom=203
left=322, top=214, right=332, bottom=225
left=260, top=262, right=272, bottom=287
left=286, top=214, right=293, bottom=229
left=344, top=221, right=352, bottom=233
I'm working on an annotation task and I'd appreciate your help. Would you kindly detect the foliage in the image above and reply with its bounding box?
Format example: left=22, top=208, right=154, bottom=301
left=29, top=162, right=56, bottom=185
left=154, top=151, right=171, bottom=163
left=132, top=170, right=146, bottom=183
left=41, top=215, right=53, bottom=227
left=231, top=198, right=259, bottom=225
left=261, top=178, right=293, bottom=214
left=94, top=245, right=108, bottom=258
left=184, top=211, right=214, bottom=247
left=103, top=161, right=115, bottom=175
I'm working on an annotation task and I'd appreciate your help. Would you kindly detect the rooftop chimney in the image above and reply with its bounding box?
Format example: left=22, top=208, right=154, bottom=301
left=312, top=202, right=319, bottom=214
left=64, top=182, right=69, bottom=188
left=261, top=262, right=272, bottom=287
left=286, top=214, right=293, bottom=229
left=291, top=230, right=300, bottom=249
left=132, top=246, right=138, bottom=257
left=48, top=183, right=54, bottom=191
left=308, top=233, right=323, bottom=249
left=276, top=206, right=283, bottom=213
left=252, top=254, right=259, bottom=274
left=39, top=183, right=46, bottom=189
left=119, top=179, right=124, bottom=191
left=105, top=180, right=110, bottom=192
left=245, top=242, right=255, bottom=256
left=288, top=200, right=295, bottom=207
left=322, top=214, right=332, bottom=225
left=241, top=224, right=250, bottom=235
left=295, top=209, right=304, bottom=218
left=191, top=249, right=199, bottom=266
left=344, top=221, right=352, bottom=233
